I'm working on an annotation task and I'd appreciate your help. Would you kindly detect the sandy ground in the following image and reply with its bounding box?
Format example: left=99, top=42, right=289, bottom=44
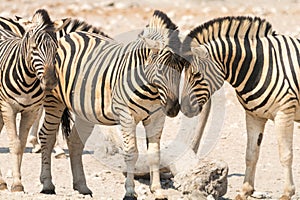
left=1, top=0, right=300, bottom=199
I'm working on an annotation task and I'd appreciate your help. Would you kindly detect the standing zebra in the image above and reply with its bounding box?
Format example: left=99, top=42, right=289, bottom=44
left=27, top=18, right=110, bottom=154
left=0, top=9, right=58, bottom=192
left=181, top=16, right=300, bottom=200
left=38, top=10, right=183, bottom=199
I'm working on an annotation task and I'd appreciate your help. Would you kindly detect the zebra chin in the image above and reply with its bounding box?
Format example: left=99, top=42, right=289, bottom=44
left=181, top=105, right=202, bottom=118
left=162, top=99, right=180, bottom=118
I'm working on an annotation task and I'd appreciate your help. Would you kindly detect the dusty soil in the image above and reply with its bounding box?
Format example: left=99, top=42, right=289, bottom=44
left=1, top=0, right=300, bottom=199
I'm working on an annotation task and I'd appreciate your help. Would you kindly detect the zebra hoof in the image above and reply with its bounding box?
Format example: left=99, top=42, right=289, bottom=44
left=123, top=196, right=137, bottom=200
left=32, top=145, right=41, bottom=153
left=40, top=189, right=56, bottom=195
left=11, top=184, right=24, bottom=192
left=54, top=152, right=67, bottom=159
left=0, top=182, right=7, bottom=190
left=279, top=195, right=291, bottom=200
left=154, top=194, right=168, bottom=199
left=235, top=194, right=246, bottom=200
left=74, top=185, right=92, bottom=196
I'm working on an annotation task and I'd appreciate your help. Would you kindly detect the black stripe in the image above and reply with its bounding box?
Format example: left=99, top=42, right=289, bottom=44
left=283, top=36, right=299, bottom=94
left=239, top=37, right=264, bottom=96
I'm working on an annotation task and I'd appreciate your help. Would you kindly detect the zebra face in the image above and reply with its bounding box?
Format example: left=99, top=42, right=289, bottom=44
left=181, top=46, right=220, bottom=118
left=181, top=62, right=210, bottom=117
left=149, top=48, right=183, bottom=118
left=26, top=10, right=58, bottom=91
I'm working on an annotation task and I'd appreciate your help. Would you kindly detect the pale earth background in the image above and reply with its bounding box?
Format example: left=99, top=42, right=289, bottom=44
left=0, top=0, right=300, bottom=199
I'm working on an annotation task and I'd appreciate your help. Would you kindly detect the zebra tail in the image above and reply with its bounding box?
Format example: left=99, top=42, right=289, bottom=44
left=61, top=108, right=72, bottom=138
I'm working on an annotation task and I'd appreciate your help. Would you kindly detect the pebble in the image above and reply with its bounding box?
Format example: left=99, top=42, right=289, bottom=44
left=251, top=191, right=272, bottom=199
left=136, top=185, right=148, bottom=195
left=6, top=169, right=12, bottom=178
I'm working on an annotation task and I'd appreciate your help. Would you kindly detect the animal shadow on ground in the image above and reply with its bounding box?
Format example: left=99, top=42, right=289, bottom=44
left=0, top=147, right=93, bottom=155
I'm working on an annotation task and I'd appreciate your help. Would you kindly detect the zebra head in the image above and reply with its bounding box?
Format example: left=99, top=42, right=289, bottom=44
left=142, top=11, right=184, bottom=118
left=180, top=43, right=224, bottom=118
left=24, top=9, right=58, bottom=91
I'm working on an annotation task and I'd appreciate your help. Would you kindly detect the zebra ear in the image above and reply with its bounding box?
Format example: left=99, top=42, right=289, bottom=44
left=53, top=18, right=71, bottom=32
left=17, top=17, right=32, bottom=27
left=191, top=46, right=209, bottom=58
left=139, top=35, right=164, bottom=54
left=15, top=16, right=36, bottom=32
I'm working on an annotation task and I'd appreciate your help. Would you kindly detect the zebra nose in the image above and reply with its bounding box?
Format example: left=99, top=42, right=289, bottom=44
left=165, top=98, right=180, bottom=118
left=180, top=96, right=201, bottom=118
left=42, top=65, right=58, bottom=90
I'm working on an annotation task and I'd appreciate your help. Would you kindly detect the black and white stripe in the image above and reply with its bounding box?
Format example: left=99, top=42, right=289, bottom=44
left=39, top=10, right=183, bottom=199
left=181, top=16, right=300, bottom=199
left=0, top=16, right=25, bottom=37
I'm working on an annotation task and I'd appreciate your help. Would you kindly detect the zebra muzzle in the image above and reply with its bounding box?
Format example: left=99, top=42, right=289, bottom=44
left=163, top=98, right=180, bottom=118
left=180, top=96, right=202, bottom=118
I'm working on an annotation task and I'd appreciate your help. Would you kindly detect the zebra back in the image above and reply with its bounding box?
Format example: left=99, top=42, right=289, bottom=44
left=54, top=18, right=110, bottom=39
left=182, top=16, right=275, bottom=63
left=187, top=16, right=274, bottom=45
left=0, top=16, right=25, bottom=37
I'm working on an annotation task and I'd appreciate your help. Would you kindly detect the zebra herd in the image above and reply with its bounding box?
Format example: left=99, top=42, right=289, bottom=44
left=0, top=8, right=298, bottom=200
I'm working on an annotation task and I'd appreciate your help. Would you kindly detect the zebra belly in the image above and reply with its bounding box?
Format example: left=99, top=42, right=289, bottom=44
left=64, top=89, right=118, bottom=125
left=69, top=108, right=119, bottom=126
left=0, top=90, right=44, bottom=112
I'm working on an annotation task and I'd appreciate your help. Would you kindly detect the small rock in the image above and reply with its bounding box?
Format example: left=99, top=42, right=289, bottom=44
left=6, top=169, right=12, bottom=178
left=251, top=191, right=272, bottom=199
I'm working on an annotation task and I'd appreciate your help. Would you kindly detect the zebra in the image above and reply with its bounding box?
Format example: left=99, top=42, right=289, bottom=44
left=180, top=16, right=300, bottom=200
left=0, top=9, right=58, bottom=192
left=26, top=17, right=110, bottom=155
left=38, top=10, right=183, bottom=199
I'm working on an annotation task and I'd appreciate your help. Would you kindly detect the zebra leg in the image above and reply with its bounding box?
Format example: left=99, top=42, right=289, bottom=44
left=143, top=110, right=166, bottom=199
left=53, top=123, right=66, bottom=159
left=274, top=111, right=295, bottom=200
left=66, top=116, right=93, bottom=195
left=0, top=112, right=7, bottom=190
left=120, top=112, right=138, bottom=200
left=10, top=109, right=40, bottom=192
left=2, top=105, right=22, bottom=192
left=53, top=130, right=66, bottom=159
left=39, top=96, right=65, bottom=194
left=28, top=106, right=43, bottom=153
left=236, top=112, right=266, bottom=200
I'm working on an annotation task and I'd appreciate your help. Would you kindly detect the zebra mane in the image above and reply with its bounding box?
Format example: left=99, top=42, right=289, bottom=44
left=56, top=18, right=110, bottom=38
left=182, top=16, right=275, bottom=61
left=186, top=16, right=274, bottom=45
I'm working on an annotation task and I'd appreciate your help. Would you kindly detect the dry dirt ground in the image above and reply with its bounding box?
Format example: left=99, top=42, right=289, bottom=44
left=1, top=0, right=300, bottom=199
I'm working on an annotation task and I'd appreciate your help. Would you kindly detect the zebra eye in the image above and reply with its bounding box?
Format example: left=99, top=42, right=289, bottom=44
left=151, top=53, right=157, bottom=59
left=191, top=71, right=200, bottom=77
